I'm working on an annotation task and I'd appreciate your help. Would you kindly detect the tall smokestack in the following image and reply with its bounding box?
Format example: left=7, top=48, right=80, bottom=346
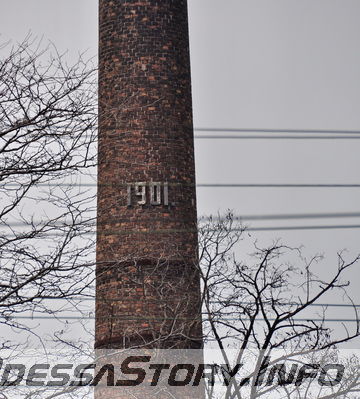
left=96, top=0, right=202, bottom=353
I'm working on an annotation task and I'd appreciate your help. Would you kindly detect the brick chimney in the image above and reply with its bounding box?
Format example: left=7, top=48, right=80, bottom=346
left=96, top=0, right=202, bottom=353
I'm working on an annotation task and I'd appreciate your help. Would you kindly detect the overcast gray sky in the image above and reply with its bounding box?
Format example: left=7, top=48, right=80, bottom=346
left=1, top=0, right=360, bottom=338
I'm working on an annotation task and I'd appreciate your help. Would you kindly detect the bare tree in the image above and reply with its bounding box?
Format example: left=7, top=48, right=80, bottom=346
left=0, top=35, right=97, bottom=341
left=1, top=207, right=359, bottom=398
left=198, top=213, right=360, bottom=399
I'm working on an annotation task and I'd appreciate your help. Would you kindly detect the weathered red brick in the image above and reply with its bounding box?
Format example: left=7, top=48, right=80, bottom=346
left=96, top=0, right=202, bottom=355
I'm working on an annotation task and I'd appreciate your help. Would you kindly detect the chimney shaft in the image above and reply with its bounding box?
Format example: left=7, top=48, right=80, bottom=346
left=96, top=0, right=202, bottom=351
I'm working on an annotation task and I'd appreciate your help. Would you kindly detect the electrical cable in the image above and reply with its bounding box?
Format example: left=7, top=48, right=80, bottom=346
left=5, top=211, right=360, bottom=228
left=194, top=128, right=360, bottom=135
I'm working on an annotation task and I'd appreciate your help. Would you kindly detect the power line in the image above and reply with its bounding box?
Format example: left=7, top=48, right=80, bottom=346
left=5, top=314, right=359, bottom=323
left=36, top=297, right=360, bottom=308
left=5, top=212, right=360, bottom=228
left=222, top=212, right=360, bottom=221
left=3, top=224, right=360, bottom=236
left=245, top=224, right=360, bottom=232
left=194, top=128, right=360, bottom=135
left=198, top=184, right=360, bottom=188
left=194, top=135, right=360, bottom=140
left=5, top=183, right=360, bottom=188
left=194, top=127, right=360, bottom=140
left=92, top=224, right=360, bottom=233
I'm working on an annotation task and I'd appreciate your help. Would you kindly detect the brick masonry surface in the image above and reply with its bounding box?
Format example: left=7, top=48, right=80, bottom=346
left=96, top=0, right=203, bottom=357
